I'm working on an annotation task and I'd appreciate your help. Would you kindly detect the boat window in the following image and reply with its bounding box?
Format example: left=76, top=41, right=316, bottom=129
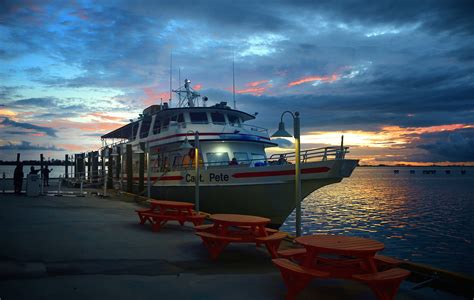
left=131, top=123, right=139, bottom=140
left=190, top=112, right=208, bottom=124
left=233, top=152, right=249, bottom=163
left=251, top=153, right=266, bottom=165
left=140, top=117, right=152, bottom=138
left=211, top=112, right=226, bottom=124
left=177, top=113, right=185, bottom=123
left=206, top=152, right=230, bottom=166
left=152, top=119, right=161, bottom=134
left=228, top=114, right=240, bottom=125
left=162, top=118, right=170, bottom=130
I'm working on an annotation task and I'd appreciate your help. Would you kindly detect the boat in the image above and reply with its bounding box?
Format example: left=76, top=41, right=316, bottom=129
left=101, top=79, right=358, bottom=227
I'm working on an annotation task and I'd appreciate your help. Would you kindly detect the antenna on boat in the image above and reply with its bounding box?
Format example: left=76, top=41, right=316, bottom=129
left=169, top=52, right=173, bottom=107
left=178, top=67, right=181, bottom=104
left=232, top=52, right=236, bottom=110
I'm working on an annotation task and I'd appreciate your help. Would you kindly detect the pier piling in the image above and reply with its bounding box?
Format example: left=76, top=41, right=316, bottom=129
left=87, top=152, right=92, bottom=181
left=107, top=147, right=113, bottom=188
left=115, top=146, right=121, bottom=179
left=92, top=151, right=99, bottom=183
left=126, top=144, right=133, bottom=193
left=139, top=142, right=145, bottom=194
left=65, top=154, right=69, bottom=178
left=16, top=153, right=20, bottom=163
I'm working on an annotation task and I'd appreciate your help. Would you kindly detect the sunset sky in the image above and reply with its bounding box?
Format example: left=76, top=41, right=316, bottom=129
left=1, top=0, right=473, bottom=165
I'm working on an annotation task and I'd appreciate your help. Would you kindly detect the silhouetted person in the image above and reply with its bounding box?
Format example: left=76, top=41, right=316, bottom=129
left=29, top=166, right=40, bottom=175
left=13, top=162, right=24, bottom=194
left=278, top=154, right=287, bottom=164
left=42, top=165, right=53, bottom=186
left=229, top=157, right=238, bottom=165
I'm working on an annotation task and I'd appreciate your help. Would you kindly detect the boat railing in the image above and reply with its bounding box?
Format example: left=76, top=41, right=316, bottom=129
left=158, top=122, right=269, bottom=135
left=268, top=146, right=350, bottom=163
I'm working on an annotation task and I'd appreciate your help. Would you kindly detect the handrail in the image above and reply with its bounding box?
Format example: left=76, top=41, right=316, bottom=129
left=269, top=146, right=350, bottom=163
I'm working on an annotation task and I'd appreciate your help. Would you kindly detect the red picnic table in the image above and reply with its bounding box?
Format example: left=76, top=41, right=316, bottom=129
left=135, top=200, right=206, bottom=231
left=273, top=234, right=410, bottom=300
left=195, top=214, right=287, bottom=259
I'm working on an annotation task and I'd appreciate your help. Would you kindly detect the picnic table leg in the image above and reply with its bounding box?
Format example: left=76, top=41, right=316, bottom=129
left=201, top=238, right=228, bottom=260
left=279, top=271, right=313, bottom=300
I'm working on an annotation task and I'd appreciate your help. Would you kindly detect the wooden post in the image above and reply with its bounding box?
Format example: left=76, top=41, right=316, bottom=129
left=65, top=154, right=69, bottom=178
left=92, top=151, right=99, bottom=183
left=115, top=146, right=121, bottom=179
left=126, top=144, right=133, bottom=193
left=138, top=142, right=145, bottom=194
left=40, top=154, right=44, bottom=178
left=16, top=153, right=20, bottom=163
left=107, top=147, right=113, bottom=188
left=87, top=152, right=92, bottom=181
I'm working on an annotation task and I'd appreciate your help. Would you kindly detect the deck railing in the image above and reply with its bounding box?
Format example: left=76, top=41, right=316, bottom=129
left=268, top=146, right=350, bottom=163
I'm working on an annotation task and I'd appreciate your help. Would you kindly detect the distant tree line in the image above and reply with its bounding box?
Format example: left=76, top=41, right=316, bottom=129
left=0, top=159, right=66, bottom=166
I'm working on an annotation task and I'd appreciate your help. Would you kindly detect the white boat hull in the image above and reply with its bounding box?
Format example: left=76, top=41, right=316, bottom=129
left=127, top=159, right=358, bottom=227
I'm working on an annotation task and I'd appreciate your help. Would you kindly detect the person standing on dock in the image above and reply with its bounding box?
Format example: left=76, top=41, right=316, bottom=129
left=29, top=166, right=40, bottom=175
left=13, top=162, right=24, bottom=194
left=42, top=165, right=53, bottom=186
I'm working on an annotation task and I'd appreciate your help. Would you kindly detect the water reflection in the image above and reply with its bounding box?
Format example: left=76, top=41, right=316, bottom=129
left=281, top=167, right=474, bottom=276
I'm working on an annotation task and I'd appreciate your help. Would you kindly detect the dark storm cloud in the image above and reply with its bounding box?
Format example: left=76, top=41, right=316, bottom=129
left=284, top=0, right=474, bottom=35
left=1, top=117, right=57, bottom=137
left=415, top=129, right=474, bottom=162
left=0, top=141, right=65, bottom=151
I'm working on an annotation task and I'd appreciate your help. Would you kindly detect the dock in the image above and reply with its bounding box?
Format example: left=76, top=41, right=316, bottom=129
left=0, top=188, right=465, bottom=300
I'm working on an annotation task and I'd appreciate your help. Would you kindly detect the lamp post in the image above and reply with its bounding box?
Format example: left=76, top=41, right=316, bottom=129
left=272, top=111, right=302, bottom=237
left=180, top=130, right=200, bottom=212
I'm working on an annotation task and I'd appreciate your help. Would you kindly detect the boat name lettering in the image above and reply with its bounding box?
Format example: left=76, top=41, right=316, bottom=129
left=185, top=173, right=229, bottom=182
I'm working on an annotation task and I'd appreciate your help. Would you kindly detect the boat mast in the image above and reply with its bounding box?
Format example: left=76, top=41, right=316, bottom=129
left=233, top=52, right=236, bottom=110
left=169, top=52, right=172, bottom=107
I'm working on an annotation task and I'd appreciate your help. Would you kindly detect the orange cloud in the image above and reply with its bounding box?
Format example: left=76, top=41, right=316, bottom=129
left=247, top=80, right=269, bottom=87
left=288, top=74, right=339, bottom=87
left=236, top=87, right=266, bottom=95
left=236, top=79, right=272, bottom=95
left=0, top=109, right=17, bottom=118
left=57, top=144, right=90, bottom=152
left=39, top=119, right=123, bottom=132
left=89, top=112, right=124, bottom=122
left=143, top=87, right=169, bottom=106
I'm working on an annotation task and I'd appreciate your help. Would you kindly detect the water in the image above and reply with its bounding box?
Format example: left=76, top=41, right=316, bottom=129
left=0, top=165, right=73, bottom=178
left=281, top=166, right=474, bottom=277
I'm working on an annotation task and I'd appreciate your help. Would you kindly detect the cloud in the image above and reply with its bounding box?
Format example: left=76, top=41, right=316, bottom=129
left=417, top=131, right=474, bottom=162
left=1, top=117, right=57, bottom=137
left=0, top=141, right=65, bottom=151
left=271, top=138, right=294, bottom=149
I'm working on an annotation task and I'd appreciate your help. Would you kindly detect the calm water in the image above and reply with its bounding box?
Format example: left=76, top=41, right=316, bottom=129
left=281, top=167, right=474, bottom=277
left=0, top=165, right=73, bottom=178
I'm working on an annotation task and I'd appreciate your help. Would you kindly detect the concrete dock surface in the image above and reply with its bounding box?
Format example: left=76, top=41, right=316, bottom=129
left=0, top=191, right=462, bottom=300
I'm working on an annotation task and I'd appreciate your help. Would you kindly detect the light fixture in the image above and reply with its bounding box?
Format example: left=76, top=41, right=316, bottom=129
left=134, top=147, right=144, bottom=154
left=271, top=121, right=292, bottom=138
left=179, top=136, right=194, bottom=150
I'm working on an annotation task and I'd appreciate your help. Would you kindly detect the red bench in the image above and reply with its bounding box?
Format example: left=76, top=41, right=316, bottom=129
left=352, top=268, right=411, bottom=300
left=255, top=232, right=287, bottom=258
left=195, top=231, right=243, bottom=259
left=137, top=210, right=206, bottom=231
left=277, top=248, right=307, bottom=260
left=272, top=258, right=329, bottom=300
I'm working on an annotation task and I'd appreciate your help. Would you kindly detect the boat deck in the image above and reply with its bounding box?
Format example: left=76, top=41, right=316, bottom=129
left=0, top=189, right=464, bottom=299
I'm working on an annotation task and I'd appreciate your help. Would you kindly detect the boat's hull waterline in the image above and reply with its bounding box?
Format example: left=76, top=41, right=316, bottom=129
left=127, top=159, right=358, bottom=227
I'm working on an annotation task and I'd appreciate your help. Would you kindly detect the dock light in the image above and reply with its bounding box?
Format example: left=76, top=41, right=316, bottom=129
left=179, top=130, right=201, bottom=212
left=272, top=111, right=302, bottom=237
left=179, top=137, right=194, bottom=150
